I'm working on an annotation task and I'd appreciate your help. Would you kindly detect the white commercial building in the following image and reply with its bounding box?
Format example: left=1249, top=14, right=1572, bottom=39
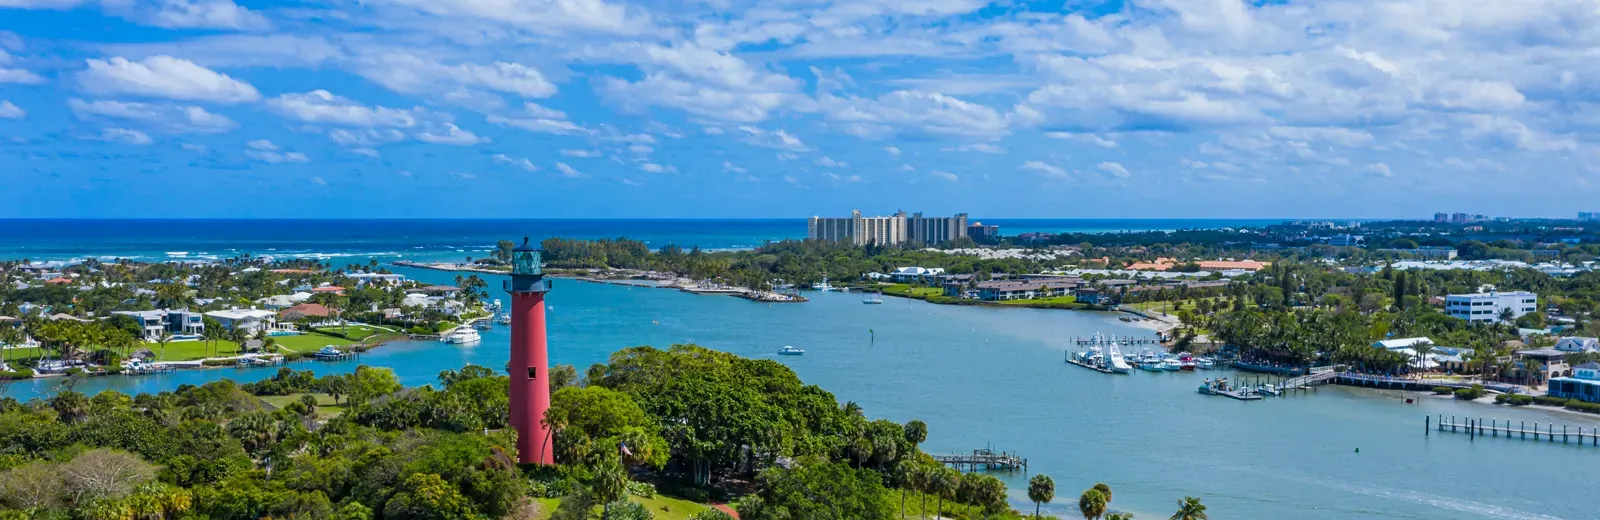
left=808, top=210, right=971, bottom=246
left=1445, top=291, right=1537, bottom=323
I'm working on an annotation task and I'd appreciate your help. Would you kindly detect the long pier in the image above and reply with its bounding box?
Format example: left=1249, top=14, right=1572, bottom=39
left=1074, top=336, right=1163, bottom=346
left=1430, top=415, right=1600, bottom=446
left=1064, top=351, right=1119, bottom=374
left=931, top=449, right=1028, bottom=471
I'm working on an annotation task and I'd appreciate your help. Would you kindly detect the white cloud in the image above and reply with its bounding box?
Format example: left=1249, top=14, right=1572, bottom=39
left=929, top=170, right=959, bottom=182
left=80, top=56, right=259, bottom=103
left=596, top=42, right=803, bottom=123
left=555, top=162, right=586, bottom=178
left=417, top=123, right=487, bottom=145
left=311, top=176, right=328, bottom=185
left=816, top=156, right=849, bottom=168
left=1097, top=161, right=1131, bottom=178
left=493, top=153, right=538, bottom=171
left=640, top=163, right=677, bottom=173
left=353, top=52, right=557, bottom=99
left=884, top=146, right=901, bottom=156
left=819, top=90, right=1010, bottom=139
left=488, top=115, right=589, bottom=135
left=0, top=100, right=23, bottom=119
left=944, top=143, right=1005, bottom=154
left=453, top=172, right=477, bottom=180
left=245, top=140, right=309, bottom=163
left=776, top=152, right=799, bottom=161
left=723, top=161, right=746, bottom=173
left=1044, top=132, right=1118, bottom=148
left=522, top=102, right=566, bottom=119
left=0, top=48, right=46, bottom=85
left=350, top=148, right=380, bottom=158
left=1020, top=160, right=1070, bottom=179
left=146, top=0, right=270, bottom=30
left=738, top=125, right=807, bottom=150
left=329, top=128, right=405, bottom=146
left=1364, top=163, right=1393, bottom=177
left=628, top=144, right=652, bottom=154
left=361, top=0, right=641, bottom=34
left=269, top=90, right=419, bottom=127
left=97, top=128, right=152, bottom=145
left=561, top=149, right=600, bottom=158
left=68, top=99, right=235, bottom=133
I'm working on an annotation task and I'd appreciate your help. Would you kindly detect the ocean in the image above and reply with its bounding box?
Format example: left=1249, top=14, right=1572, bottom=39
left=0, top=218, right=1288, bottom=262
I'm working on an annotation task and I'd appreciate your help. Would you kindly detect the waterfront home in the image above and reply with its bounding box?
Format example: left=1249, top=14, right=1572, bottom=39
left=256, top=295, right=297, bottom=310
left=1548, top=362, right=1600, bottom=403
left=312, top=285, right=346, bottom=296
left=1373, top=337, right=1434, bottom=350
left=204, top=308, right=277, bottom=334
left=890, top=267, right=945, bottom=284
left=111, top=309, right=205, bottom=340
left=409, top=285, right=462, bottom=295
left=348, top=272, right=406, bottom=285
left=44, top=313, right=92, bottom=323
left=1074, top=287, right=1106, bottom=305
left=1554, top=337, right=1600, bottom=353
left=975, top=280, right=1070, bottom=301
left=279, top=303, right=332, bottom=321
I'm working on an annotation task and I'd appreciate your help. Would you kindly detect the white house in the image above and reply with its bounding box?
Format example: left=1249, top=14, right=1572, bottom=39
left=1373, top=337, right=1434, bottom=350
left=348, top=273, right=406, bottom=285
left=1445, top=291, right=1537, bottom=323
left=1554, top=337, right=1600, bottom=353
left=204, top=308, right=278, bottom=334
left=890, top=267, right=946, bottom=283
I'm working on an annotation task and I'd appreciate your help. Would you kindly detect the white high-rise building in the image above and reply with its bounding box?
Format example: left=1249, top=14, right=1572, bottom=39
left=809, top=210, right=907, bottom=246
left=1445, top=291, right=1537, bottom=323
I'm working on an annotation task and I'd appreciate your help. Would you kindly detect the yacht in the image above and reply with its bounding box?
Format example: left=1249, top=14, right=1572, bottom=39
left=813, top=275, right=837, bottom=292
left=862, top=295, right=883, bottom=304
left=1106, top=340, right=1132, bottom=374
left=442, top=327, right=482, bottom=345
left=313, top=346, right=344, bottom=359
left=1195, top=358, right=1216, bottom=370
left=777, top=345, right=805, bottom=356
left=496, top=313, right=511, bottom=325
left=1178, top=354, right=1197, bottom=371
left=1159, top=358, right=1184, bottom=371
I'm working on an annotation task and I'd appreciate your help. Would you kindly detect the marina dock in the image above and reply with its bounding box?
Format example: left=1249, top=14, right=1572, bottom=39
left=1065, top=351, right=1119, bottom=374
left=931, top=449, right=1028, bottom=471
left=1429, top=415, right=1600, bottom=446
left=1075, top=336, right=1163, bottom=346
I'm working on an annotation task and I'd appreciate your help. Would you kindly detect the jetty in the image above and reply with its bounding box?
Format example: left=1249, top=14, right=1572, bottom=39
left=1075, top=336, right=1162, bottom=346
left=1065, top=352, right=1118, bottom=374
left=931, top=449, right=1028, bottom=471
left=1429, top=415, right=1600, bottom=447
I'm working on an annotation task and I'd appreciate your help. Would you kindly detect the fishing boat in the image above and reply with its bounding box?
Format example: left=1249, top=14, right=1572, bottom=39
left=862, top=295, right=883, bottom=304
left=442, top=328, right=482, bottom=345
left=777, top=345, right=805, bottom=356
left=1106, top=340, right=1132, bottom=374
left=1195, top=358, right=1216, bottom=370
left=1258, top=384, right=1282, bottom=396
left=1178, top=354, right=1197, bottom=371
left=813, top=275, right=837, bottom=292
left=1138, top=352, right=1164, bottom=371
left=1159, top=358, right=1183, bottom=371
left=496, top=313, right=511, bottom=325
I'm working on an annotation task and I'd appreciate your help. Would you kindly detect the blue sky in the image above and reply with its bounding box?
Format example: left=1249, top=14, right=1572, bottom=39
left=0, top=0, right=1594, bottom=219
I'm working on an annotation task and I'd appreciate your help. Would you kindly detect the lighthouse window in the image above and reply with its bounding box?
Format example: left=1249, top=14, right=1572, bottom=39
left=527, top=367, right=538, bottom=380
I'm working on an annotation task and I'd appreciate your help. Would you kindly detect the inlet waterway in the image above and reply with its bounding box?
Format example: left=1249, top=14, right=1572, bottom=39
left=6, top=265, right=1596, bottom=520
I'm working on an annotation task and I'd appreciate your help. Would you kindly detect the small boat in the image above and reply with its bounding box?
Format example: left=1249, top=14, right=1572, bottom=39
left=1179, top=354, right=1197, bottom=371
left=862, top=296, right=883, bottom=304
left=313, top=346, right=344, bottom=359
left=814, top=275, right=837, bottom=292
left=1258, top=384, right=1282, bottom=396
left=496, top=313, right=511, bottom=325
left=1195, top=358, right=1216, bottom=370
left=1159, top=358, right=1183, bottom=371
left=1138, top=354, right=1164, bottom=371
left=777, top=345, right=805, bottom=356
left=442, top=328, right=482, bottom=345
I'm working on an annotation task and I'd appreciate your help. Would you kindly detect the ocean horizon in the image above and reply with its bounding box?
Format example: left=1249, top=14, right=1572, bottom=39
left=0, top=217, right=1302, bottom=262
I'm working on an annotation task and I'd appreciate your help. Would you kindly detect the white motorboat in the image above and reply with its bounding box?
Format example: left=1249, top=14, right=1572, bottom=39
left=496, top=313, right=511, bottom=325
left=1106, top=340, right=1132, bottom=374
left=1159, top=358, right=1183, bottom=371
left=777, top=345, right=805, bottom=355
left=442, top=328, right=482, bottom=345
left=814, top=275, right=838, bottom=291
left=1195, top=358, right=1217, bottom=370
left=863, top=296, right=883, bottom=304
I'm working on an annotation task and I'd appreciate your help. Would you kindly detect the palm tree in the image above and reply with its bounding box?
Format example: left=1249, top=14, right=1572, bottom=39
left=932, top=467, right=958, bottom=520
left=1169, top=496, right=1208, bottom=520
left=904, top=420, right=928, bottom=451
left=895, top=459, right=918, bottom=519
left=1413, top=342, right=1434, bottom=374
left=155, top=331, right=173, bottom=362
left=1079, top=488, right=1107, bottom=520
left=592, top=457, right=628, bottom=520
left=1027, top=474, right=1055, bottom=520
left=1093, top=482, right=1113, bottom=507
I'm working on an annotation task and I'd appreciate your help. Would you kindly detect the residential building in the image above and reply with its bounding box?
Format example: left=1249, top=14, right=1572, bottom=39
left=1445, top=291, right=1537, bottom=323
left=1074, top=287, right=1106, bottom=305
left=1373, top=337, right=1434, bottom=350
left=1531, top=249, right=1560, bottom=260
left=1434, top=212, right=1449, bottom=222
left=1580, top=212, right=1600, bottom=221
left=1326, top=234, right=1363, bottom=247
left=975, top=280, right=1071, bottom=301
left=1451, top=212, right=1469, bottom=223
left=111, top=309, right=205, bottom=340
left=204, top=308, right=277, bottom=334
left=889, top=267, right=946, bottom=284
left=907, top=212, right=968, bottom=245
left=1548, top=362, right=1600, bottom=403
left=1375, top=247, right=1458, bottom=260
left=279, top=303, right=333, bottom=321
left=348, top=273, right=406, bottom=285
left=1554, top=337, right=1600, bottom=353
left=967, top=222, right=999, bottom=239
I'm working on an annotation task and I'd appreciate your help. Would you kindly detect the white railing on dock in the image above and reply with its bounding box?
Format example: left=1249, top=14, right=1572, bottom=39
left=1430, top=414, right=1599, bottom=447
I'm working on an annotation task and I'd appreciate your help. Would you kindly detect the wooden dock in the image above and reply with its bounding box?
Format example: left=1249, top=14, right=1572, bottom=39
left=1074, top=336, right=1163, bottom=346
left=1429, top=415, right=1600, bottom=446
left=931, top=449, right=1028, bottom=471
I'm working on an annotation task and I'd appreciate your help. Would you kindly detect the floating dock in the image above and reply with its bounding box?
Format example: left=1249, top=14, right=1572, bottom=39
left=1075, top=336, right=1163, bottom=346
left=1430, top=415, right=1600, bottom=446
left=931, top=449, right=1028, bottom=471
left=1064, top=351, right=1119, bottom=374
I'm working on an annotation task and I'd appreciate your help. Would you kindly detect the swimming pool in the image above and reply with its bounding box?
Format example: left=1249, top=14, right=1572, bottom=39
left=267, top=331, right=303, bottom=336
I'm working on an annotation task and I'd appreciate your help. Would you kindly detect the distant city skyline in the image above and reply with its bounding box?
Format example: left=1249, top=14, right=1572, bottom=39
left=1, top=1, right=1595, bottom=218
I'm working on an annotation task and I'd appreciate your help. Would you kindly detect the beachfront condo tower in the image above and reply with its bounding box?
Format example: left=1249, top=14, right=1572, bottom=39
left=808, top=210, right=970, bottom=246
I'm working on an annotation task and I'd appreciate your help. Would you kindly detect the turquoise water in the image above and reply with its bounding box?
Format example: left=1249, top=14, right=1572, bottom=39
left=6, top=264, right=1595, bottom=519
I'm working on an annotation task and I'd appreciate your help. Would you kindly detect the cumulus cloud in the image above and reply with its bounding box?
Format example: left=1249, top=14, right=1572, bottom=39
left=639, top=163, right=677, bottom=173
left=329, top=128, right=405, bottom=147
left=145, top=0, right=270, bottom=30
left=596, top=42, right=803, bottom=123
left=929, top=170, right=959, bottom=182
left=1020, top=160, right=1069, bottom=179
left=68, top=98, right=235, bottom=133
left=561, top=149, right=600, bottom=158
left=1097, top=161, right=1131, bottom=178
left=738, top=125, right=807, bottom=151
left=0, top=100, right=23, bottom=119
left=816, top=156, right=848, bottom=168
left=493, top=153, right=538, bottom=171
left=884, top=146, right=901, bottom=156
left=268, top=90, right=419, bottom=127
left=555, top=162, right=585, bottom=178
left=416, top=123, right=487, bottom=145
left=1364, top=163, right=1393, bottom=177
left=245, top=139, right=309, bottom=163
left=1045, top=132, right=1117, bottom=148
left=723, top=161, right=746, bottom=173
left=353, top=52, right=557, bottom=99
left=97, top=128, right=153, bottom=145
left=80, top=56, right=259, bottom=103
left=819, top=90, right=1009, bottom=139
left=0, top=49, right=46, bottom=85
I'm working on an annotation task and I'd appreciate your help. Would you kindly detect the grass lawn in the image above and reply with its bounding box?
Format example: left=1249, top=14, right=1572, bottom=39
left=143, top=333, right=356, bottom=361
left=258, top=393, right=347, bottom=419
left=881, top=284, right=945, bottom=299
left=996, top=295, right=1079, bottom=306
left=312, top=324, right=385, bottom=341
left=529, top=494, right=710, bottom=520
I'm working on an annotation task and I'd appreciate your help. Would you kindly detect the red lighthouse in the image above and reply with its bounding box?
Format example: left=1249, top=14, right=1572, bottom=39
left=505, top=237, right=554, bottom=465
